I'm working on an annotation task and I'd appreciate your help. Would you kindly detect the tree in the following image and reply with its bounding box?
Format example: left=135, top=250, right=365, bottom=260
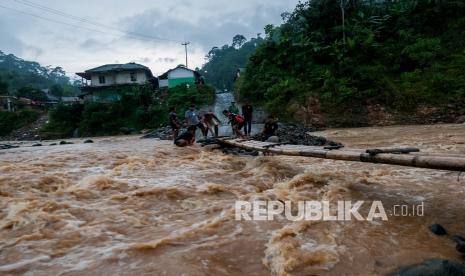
left=232, top=34, right=247, bottom=49
left=50, top=84, right=64, bottom=99
left=0, top=76, right=8, bottom=95
left=16, top=86, right=47, bottom=101
left=200, top=36, right=264, bottom=90
left=235, top=0, right=465, bottom=125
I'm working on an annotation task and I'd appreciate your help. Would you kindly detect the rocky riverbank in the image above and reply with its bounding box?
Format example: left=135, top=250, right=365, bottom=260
left=251, top=123, right=341, bottom=147
left=141, top=123, right=341, bottom=147
left=0, top=114, right=48, bottom=141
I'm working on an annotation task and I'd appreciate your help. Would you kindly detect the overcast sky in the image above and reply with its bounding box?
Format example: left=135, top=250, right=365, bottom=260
left=0, top=0, right=299, bottom=77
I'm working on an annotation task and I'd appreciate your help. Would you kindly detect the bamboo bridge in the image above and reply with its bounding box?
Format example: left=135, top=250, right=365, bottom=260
left=216, top=138, right=465, bottom=172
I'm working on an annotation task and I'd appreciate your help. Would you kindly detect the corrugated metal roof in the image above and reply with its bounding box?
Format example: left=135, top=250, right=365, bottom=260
left=77, top=62, right=154, bottom=80
left=86, top=63, right=150, bottom=73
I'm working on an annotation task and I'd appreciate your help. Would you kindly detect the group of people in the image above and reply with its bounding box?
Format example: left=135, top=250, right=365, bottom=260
left=169, top=104, right=217, bottom=147
left=169, top=101, right=278, bottom=147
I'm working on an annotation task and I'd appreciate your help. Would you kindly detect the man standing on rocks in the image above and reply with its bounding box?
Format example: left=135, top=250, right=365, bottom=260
left=169, top=106, right=182, bottom=141
left=185, top=104, right=206, bottom=140
left=202, top=111, right=221, bottom=137
left=228, top=101, right=239, bottom=114
left=242, top=101, right=253, bottom=136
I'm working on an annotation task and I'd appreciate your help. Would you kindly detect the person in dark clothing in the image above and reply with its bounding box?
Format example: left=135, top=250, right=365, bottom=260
left=228, top=101, right=239, bottom=114
left=169, top=106, right=182, bottom=141
left=241, top=102, right=253, bottom=136
left=222, top=110, right=245, bottom=138
left=262, top=115, right=278, bottom=141
left=174, top=126, right=196, bottom=147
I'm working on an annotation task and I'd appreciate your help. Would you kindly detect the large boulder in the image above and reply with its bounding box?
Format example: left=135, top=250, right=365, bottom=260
left=389, top=259, right=465, bottom=276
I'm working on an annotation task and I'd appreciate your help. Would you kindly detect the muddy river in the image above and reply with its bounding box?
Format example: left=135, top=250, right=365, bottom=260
left=1, top=124, right=465, bottom=275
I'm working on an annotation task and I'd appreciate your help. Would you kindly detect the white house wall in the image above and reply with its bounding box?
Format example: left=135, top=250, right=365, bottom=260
left=90, top=71, right=148, bottom=86
left=115, top=71, right=147, bottom=85
left=91, top=74, right=115, bottom=86
left=159, top=79, right=169, bottom=87
left=168, top=68, right=194, bottom=79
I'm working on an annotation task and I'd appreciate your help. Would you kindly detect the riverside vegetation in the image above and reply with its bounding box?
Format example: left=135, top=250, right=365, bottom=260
left=203, top=0, right=465, bottom=126
left=42, top=84, right=215, bottom=138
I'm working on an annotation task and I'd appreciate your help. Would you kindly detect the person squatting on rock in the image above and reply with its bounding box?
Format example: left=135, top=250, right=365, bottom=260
left=174, top=126, right=196, bottom=147
left=262, top=115, right=278, bottom=141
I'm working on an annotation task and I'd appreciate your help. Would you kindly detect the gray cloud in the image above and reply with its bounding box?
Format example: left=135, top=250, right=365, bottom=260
left=0, top=17, right=26, bottom=55
left=120, top=3, right=295, bottom=51
left=155, top=57, right=176, bottom=63
left=80, top=39, right=107, bottom=51
left=0, top=0, right=299, bottom=75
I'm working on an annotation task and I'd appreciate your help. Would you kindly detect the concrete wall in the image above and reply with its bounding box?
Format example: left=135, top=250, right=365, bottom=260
left=168, top=77, right=195, bottom=88
left=91, top=74, right=115, bottom=86
left=115, top=71, right=147, bottom=85
left=159, top=79, right=169, bottom=88
left=168, top=68, right=194, bottom=79
left=90, top=71, right=148, bottom=86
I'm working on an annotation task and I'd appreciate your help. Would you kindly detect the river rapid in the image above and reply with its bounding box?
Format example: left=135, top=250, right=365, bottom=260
left=1, top=124, right=465, bottom=275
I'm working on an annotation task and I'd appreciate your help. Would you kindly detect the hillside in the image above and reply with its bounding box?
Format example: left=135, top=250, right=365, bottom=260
left=234, top=0, right=465, bottom=127
left=200, top=35, right=264, bottom=91
left=0, top=51, right=78, bottom=95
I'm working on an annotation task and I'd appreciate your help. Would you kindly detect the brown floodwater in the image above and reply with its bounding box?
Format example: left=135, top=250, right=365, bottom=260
left=1, top=124, right=465, bottom=275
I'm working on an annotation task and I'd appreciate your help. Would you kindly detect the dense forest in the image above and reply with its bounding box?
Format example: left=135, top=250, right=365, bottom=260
left=0, top=51, right=79, bottom=97
left=217, top=0, right=465, bottom=126
left=199, top=35, right=264, bottom=91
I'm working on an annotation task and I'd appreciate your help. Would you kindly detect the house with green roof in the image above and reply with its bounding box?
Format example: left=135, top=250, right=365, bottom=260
left=76, top=62, right=155, bottom=102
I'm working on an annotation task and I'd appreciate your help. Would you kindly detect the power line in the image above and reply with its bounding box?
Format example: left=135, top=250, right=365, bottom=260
left=0, top=4, right=109, bottom=35
left=0, top=1, right=180, bottom=44
left=12, top=0, right=180, bottom=43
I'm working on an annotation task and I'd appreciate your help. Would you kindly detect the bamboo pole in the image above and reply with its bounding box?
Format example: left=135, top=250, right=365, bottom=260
left=218, top=139, right=465, bottom=172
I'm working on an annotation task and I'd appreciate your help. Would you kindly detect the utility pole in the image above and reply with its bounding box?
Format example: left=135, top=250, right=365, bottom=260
left=181, top=41, right=190, bottom=68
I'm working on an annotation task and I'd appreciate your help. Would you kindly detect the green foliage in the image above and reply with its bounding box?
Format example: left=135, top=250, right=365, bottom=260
left=16, top=86, right=47, bottom=101
left=235, top=0, right=465, bottom=124
left=50, top=84, right=64, bottom=98
left=149, top=84, right=216, bottom=127
left=43, top=84, right=216, bottom=137
left=200, top=35, right=264, bottom=90
left=42, top=104, right=83, bottom=137
left=0, top=51, right=79, bottom=96
left=0, top=75, right=8, bottom=95
left=0, top=110, right=40, bottom=136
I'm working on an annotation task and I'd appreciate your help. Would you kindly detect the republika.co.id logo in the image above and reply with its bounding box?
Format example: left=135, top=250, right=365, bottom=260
left=235, top=200, right=424, bottom=221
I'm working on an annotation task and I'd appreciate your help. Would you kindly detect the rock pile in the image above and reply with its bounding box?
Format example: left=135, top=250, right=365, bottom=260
left=140, top=126, right=177, bottom=140
left=0, top=144, right=19, bottom=150
left=252, top=123, right=341, bottom=147
left=390, top=259, right=465, bottom=275
left=1, top=114, right=48, bottom=141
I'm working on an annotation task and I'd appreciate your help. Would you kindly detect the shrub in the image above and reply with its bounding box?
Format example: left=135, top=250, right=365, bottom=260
left=0, top=110, right=40, bottom=136
left=41, top=104, right=83, bottom=138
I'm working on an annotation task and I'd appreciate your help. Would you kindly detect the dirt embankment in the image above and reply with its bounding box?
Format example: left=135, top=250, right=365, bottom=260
left=291, top=97, right=465, bottom=128
left=0, top=114, right=49, bottom=141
